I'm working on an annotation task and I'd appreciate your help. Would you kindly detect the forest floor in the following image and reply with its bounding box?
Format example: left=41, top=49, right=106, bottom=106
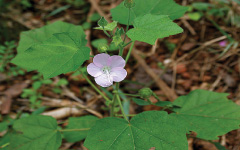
left=0, top=0, right=240, bottom=149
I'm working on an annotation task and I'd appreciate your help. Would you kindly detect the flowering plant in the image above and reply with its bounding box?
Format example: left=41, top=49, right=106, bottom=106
left=87, top=54, right=127, bottom=87
left=4, top=0, right=240, bottom=149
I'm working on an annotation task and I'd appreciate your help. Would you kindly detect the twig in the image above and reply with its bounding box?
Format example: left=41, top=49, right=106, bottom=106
left=41, top=97, right=103, bottom=118
left=145, top=40, right=159, bottom=57
left=88, top=0, right=111, bottom=22
left=132, top=50, right=178, bottom=101
left=176, top=36, right=227, bottom=63
left=181, top=18, right=196, bottom=35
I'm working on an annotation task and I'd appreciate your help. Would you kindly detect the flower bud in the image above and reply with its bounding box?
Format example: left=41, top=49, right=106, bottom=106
left=98, top=17, right=108, bottom=27
left=124, top=0, right=135, bottom=8
left=138, top=88, right=153, bottom=99
left=98, top=44, right=109, bottom=53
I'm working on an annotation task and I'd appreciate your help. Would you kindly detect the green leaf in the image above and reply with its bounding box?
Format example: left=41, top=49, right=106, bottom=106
left=98, top=17, right=108, bottom=27
left=12, top=32, right=90, bottom=79
left=92, top=39, right=108, bottom=48
left=95, top=21, right=118, bottom=31
left=132, top=98, right=151, bottom=106
left=0, top=132, right=12, bottom=149
left=91, top=39, right=118, bottom=51
left=115, top=27, right=125, bottom=36
left=170, top=89, right=240, bottom=140
left=90, top=13, right=101, bottom=22
left=17, top=21, right=87, bottom=53
left=0, top=122, right=8, bottom=132
left=124, top=0, right=136, bottom=8
left=127, top=14, right=183, bottom=45
left=192, top=2, right=212, bottom=11
left=154, top=101, right=172, bottom=107
left=112, top=35, right=123, bottom=46
left=187, top=12, right=203, bottom=21
left=63, top=116, right=99, bottom=142
left=46, top=5, right=71, bottom=18
left=84, top=111, right=188, bottom=150
left=111, top=0, right=188, bottom=25
left=213, top=142, right=227, bottom=150
left=9, top=115, right=61, bottom=150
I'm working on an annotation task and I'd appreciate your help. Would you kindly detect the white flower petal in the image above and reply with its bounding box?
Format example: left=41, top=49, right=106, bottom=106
left=87, top=63, right=103, bottom=77
left=93, top=53, right=110, bottom=68
left=110, top=68, right=127, bottom=82
left=107, top=55, right=126, bottom=68
left=95, top=74, right=113, bottom=87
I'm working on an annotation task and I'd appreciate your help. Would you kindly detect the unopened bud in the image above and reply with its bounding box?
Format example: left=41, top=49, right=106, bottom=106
left=138, top=88, right=153, bottom=99
left=98, top=44, right=109, bottom=53
left=124, top=0, right=135, bottom=8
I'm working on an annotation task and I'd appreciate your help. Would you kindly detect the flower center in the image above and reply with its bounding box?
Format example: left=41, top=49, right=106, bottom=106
left=102, top=66, right=111, bottom=74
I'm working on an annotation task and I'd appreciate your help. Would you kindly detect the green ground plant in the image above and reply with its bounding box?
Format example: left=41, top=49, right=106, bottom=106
left=0, top=0, right=239, bottom=150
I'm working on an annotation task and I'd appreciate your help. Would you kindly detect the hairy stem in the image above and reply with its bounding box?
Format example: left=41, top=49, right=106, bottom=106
left=125, top=41, right=135, bottom=63
left=120, top=93, right=140, bottom=97
left=110, top=94, right=117, bottom=117
left=116, top=93, right=129, bottom=122
left=119, top=46, right=124, bottom=56
left=152, top=92, right=161, bottom=102
left=81, top=72, right=111, bottom=103
left=103, top=26, right=111, bottom=38
left=123, top=8, right=131, bottom=44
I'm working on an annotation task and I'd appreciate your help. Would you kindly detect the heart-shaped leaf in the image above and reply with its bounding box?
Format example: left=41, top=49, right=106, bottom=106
left=63, top=116, right=99, bottom=142
left=111, top=0, right=188, bottom=25
left=12, top=32, right=90, bottom=79
left=170, top=89, right=240, bottom=140
left=9, top=115, right=61, bottom=150
left=17, top=21, right=87, bottom=53
left=127, top=14, right=183, bottom=45
left=84, top=111, right=188, bottom=150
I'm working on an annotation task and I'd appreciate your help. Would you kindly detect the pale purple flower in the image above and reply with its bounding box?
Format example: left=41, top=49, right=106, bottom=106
left=87, top=53, right=127, bottom=87
left=219, top=40, right=227, bottom=47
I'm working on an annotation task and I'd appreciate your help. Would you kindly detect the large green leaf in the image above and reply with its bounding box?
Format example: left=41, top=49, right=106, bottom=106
left=127, top=14, right=183, bottom=45
left=12, top=32, right=90, bottom=79
left=84, top=111, right=188, bottom=150
left=17, top=21, right=87, bottom=53
left=9, top=115, right=61, bottom=150
left=170, top=89, right=240, bottom=140
left=63, top=116, right=99, bottom=142
left=111, top=0, right=188, bottom=25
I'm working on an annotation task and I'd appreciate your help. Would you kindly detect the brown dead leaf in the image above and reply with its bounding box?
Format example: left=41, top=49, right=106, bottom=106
left=0, top=80, right=30, bottom=114
left=0, top=73, right=7, bottom=82
left=181, top=43, right=196, bottom=51
left=176, top=64, right=187, bottom=74
left=4, top=81, right=30, bottom=97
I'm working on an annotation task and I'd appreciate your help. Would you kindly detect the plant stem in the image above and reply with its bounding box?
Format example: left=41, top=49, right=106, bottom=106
left=123, top=8, right=131, bottom=44
left=125, top=41, right=135, bottom=63
left=103, top=26, right=111, bottom=38
left=152, top=93, right=161, bottom=102
left=116, top=93, right=129, bottom=122
left=123, top=41, right=132, bottom=47
left=0, top=143, right=9, bottom=148
left=110, top=94, right=117, bottom=117
left=147, top=98, right=152, bottom=104
left=58, top=128, right=90, bottom=132
left=81, top=72, right=111, bottom=103
left=119, top=46, right=124, bottom=56
left=121, top=93, right=140, bottom=97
